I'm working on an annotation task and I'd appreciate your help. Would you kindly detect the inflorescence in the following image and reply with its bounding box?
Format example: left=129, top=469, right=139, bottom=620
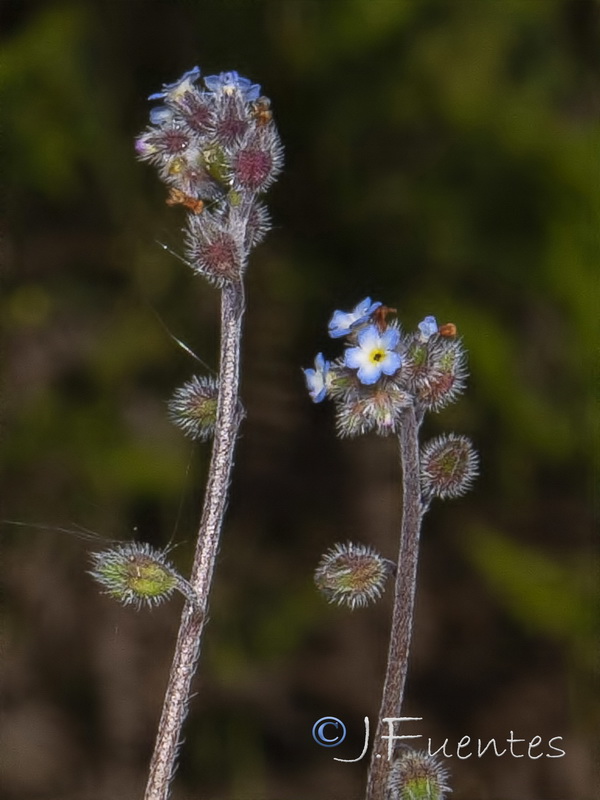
left=303, top=299, right=468, bottom=437
left=136, top=66, right=282, bottom=289
left=308, top=300, right=478, bottom=611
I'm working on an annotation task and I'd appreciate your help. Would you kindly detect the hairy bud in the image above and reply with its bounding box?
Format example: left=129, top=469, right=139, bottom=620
left=186, top=214, right=244, bottom=285
left=89, top=543, right=181, bottom=609
left=387, top=749, right=451, bottom=800
left=314, top=542, right=394, bottom=610
left=420, top=433, right=478, bottom=500
left=335, top=379, right=412, bottom=438
left=168, top=375, right=219, bottom=441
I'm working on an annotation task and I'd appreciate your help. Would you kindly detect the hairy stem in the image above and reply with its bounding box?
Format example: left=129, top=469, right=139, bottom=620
left=365, top=404, right=423, bottom=800
left=144, top=280, right=245, bottom=800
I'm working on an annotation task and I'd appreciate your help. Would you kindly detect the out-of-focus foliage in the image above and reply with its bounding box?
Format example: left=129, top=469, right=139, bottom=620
left=1, top=1, right=597, bottom=799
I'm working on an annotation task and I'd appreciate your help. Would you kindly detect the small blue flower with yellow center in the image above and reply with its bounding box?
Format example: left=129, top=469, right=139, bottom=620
left=303, top=353, right=331, bottom=403
left=344, top=325, right=402, bottom=385
left=328, top=297, right=382, bottom=339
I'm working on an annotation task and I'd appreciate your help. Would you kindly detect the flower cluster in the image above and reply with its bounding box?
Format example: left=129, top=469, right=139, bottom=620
left=138, top=67, right=282, bottom=443
left=136, top=66, right=282, bottom=287
left=303, top=299, right=467, bottom=437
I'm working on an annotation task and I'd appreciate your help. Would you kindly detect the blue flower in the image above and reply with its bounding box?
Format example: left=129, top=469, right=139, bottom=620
left=149, top=106, right=176, bottom=125
left=344, top=325, right=402, bottom=385
left=418, top=315, right=438, bottom=341
left=328, top=297, right=382, bottom=339
left=148, top=66, right=202, bottom=102
left=303, top=353, right=331, bottom=403
left=204, top=71, right=261, bottom=102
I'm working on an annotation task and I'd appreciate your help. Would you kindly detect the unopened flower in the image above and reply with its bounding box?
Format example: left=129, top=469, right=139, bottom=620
left=168, top=375, right=219, bottom=440
left=328, top=297, right=382, bottom=338
left=245, top=201, right=271, bottom=248
left=303, top=353, right=331, bottom=403
left=420, top=434, right=478, bottom=500
left=89, top=543, right=180, bottom=609
left=417, top=315, right=438, bottom=341
left=186, top=213, right=244, bottom=285
left=335, top=382, right=411, bottom=437
left=387, top=749, right=451, bottom=800
left=232, top=128, right=284, bottom=192
left=314, top=542, right=394, bottom=610
left=204, top=70, right=261, bottom=102
left=344, top=325, right=402, bottom=385
left=416, top=337, right=467, bottom=411
left=135, top=122, right=191, bottom=164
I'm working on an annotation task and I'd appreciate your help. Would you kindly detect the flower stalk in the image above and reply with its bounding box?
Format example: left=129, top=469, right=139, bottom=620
left=144, top=280, right=244, bottom=800
left=366, top=404, right=423, bottom=800
left=94, top=64, right=283, bottom=799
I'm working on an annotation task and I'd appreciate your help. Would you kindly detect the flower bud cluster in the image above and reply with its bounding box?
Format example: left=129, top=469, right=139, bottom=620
left=136, top=67, right=283, bottom=287
left=303, top=300, right=467, bottom=437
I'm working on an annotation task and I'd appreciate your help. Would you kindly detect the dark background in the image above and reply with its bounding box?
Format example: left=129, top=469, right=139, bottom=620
left=1, top=1, right=598, bottom=799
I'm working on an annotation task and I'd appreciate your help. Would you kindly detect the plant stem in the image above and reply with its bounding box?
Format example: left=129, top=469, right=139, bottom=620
left=144, top=280, right=245, bottom=800
left=365, top=404, right=423, bottom=800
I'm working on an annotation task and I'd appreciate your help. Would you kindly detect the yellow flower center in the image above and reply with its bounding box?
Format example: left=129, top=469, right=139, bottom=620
left=369, top=348, right=385, bottom=364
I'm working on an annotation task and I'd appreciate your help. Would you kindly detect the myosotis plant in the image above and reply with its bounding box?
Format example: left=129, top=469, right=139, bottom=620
left=304, top=301, right=478, bottom=800
left=90, top=65, right=281, bottom=800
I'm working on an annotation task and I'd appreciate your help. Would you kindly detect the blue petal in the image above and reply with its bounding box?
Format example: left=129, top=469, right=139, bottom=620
left=381, top=327, right=400, bottom=349
left=149, top=106, right=174, bottom=125
left=357, top=362, right=382, bottom=385
left=344, top=346, right=363, bottom=369
left=148, top=66, right=201, bottom=101
left=381, top=352, right=403, bottom=375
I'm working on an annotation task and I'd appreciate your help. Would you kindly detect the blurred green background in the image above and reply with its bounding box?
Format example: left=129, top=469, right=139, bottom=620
left=1, top=1, right=598, bottom=799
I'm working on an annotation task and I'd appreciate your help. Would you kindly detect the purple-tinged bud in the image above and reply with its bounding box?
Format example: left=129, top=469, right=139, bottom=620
left=232, top=128, right=284, bottom=193
left=168, top=375, right=219, bottom=441
left=245, top=201, right=271, bottom=248
left=172, top=91, right=214, bottom=135
left=135, top=124, right=191, bottom=169
left=186, top=214, right=244, bottom=285
left=314, top=542, right=394, bottom=610
left=214, top=94, right=251, bottom=148
left=387, top=749, right=451, bottom=800
left=89, top=543, right=180, bottom=609
left=420, top=434, right=478, bottom=500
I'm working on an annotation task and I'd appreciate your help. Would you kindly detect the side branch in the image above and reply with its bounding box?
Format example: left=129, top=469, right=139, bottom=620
left=144, top=281, right=245, bottom=800
left=365, top=404, right=422, bottom=800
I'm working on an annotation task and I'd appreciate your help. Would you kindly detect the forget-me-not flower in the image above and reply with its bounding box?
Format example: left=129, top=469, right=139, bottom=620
left=204, top=71, right=261, bottom=102
left=303, top=353, right=331, bottom=403
left=148, top=66, right=202, bottom=103
left=328, top=297, right=382, bottom=339
left=418, top=315, right=438, bottom=341
left=344, top=325, right=402, bottom=385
